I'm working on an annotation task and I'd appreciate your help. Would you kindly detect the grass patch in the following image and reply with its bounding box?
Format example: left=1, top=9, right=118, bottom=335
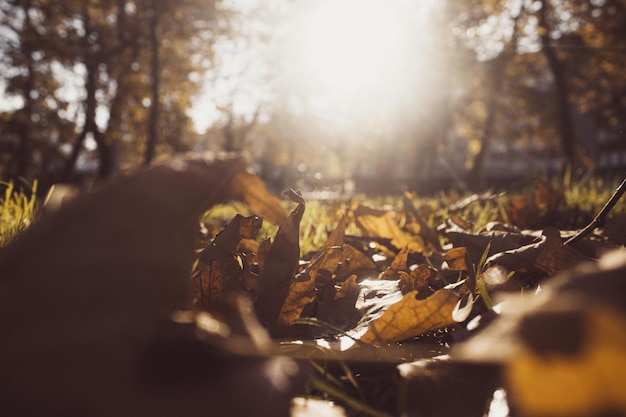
left=0, top=180, right=38, bottom=247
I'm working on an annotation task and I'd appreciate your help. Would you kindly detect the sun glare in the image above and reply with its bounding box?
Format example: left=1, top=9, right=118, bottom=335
left=302, top=1, right=400, bottom=92
left=280, top=0, right=429, bottom=121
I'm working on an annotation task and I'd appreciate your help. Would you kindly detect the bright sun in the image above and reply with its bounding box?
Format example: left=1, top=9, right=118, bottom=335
left=280, top=0, right=429, bottom=121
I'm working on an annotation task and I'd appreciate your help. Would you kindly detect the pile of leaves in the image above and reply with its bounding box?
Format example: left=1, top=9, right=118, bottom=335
left=191, top=166, right=626, bottom=416
left=1, top=157, right=625, bottom=417
left=193, top=181, right=624, bottom=344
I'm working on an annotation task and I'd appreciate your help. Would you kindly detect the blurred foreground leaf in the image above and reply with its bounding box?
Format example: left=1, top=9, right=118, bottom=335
left=456, top=250, right=626, bottom=417
left=0, top=157, right=299, bottom=416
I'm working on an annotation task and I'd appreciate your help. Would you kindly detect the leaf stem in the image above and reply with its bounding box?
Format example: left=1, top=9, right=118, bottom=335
left=565, top=177, right=626, bottom=246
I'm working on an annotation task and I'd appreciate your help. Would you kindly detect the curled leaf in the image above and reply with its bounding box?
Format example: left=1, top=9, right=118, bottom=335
left=380, top=245, right=410, bottom=279
left=255, top=196, right=305, bottom=329
left=277, top=246, right=343, bottom=327
left=487, top=226, right=588, bottom=277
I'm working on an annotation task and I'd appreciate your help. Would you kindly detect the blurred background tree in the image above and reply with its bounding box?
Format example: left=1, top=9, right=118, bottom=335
left=1, top=0, right=624, bottom=193
left=0, top=0, right=216, bottom=185
left=450, top=0, right=626, bottom=189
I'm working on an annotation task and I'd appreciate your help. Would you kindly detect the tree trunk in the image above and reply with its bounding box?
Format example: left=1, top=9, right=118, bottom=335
left=468, top=11, right=523, bottom=190
left=537, top=0, right=577, bottom=169
left=95, top=139, right=114, bottom=178
left=16, top=0, right=35, bottom=178
left=468, top=57, right=505, bottom=190
left=62, top=129, right=88, bottom=182
left=222, top=105, right=260, bottom=153
left=144, top=0, right=160, bottom=166
left=63, top=1, right=108, bottom=181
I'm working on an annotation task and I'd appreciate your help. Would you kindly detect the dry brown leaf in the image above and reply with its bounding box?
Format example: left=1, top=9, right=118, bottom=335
left=360, top=288, right=461, bottom=343
left=443, top=246, right=470, bottom=271
left=508, top=305, right=626, bottom=417
left=256, top=238, right=272, bottom=274
left=316, top=274, right=362, bottom=331
left=276, top=277, right=317, bottom=327
left=194, top=214, right=262, bottom=308
left=355, top=210, right=426, bottom=254
left=240, top=252, right=260, bottom=297
left=276, top=246, right=342, bottom=327
left=315, top=216, right=346, bottom=273
left=444, top=226, right=535, bottom=267
left=403, top=193, right=442, bottom=252
left=399, top=264, right=439, bottom=296
left=195, top=262, right=226, bottom=307
left=335, top=244, right=377, bottom=279
left=255, top=197, right=304, bottom=329
left=488, top=226, right=588, bottom=277
left=321, top=215, right=346, bottom=250
left=335, top=274, right=360, bottom=301
left=237, top=238, right=259, bottom=254
left=380, top=245, right=409, bottom=279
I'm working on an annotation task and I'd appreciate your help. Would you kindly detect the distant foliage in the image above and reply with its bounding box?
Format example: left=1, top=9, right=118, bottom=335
left=0, top=0, right=218, bottom=183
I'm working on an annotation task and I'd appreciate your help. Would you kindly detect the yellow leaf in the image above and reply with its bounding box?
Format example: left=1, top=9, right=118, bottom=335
left=360, top=288, right=460, bottom=343
left=355, top=211, right=425, bottom=254
left=316, top=216, right=346, bottom=273
left=508, top=305, right=626, bottom=417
